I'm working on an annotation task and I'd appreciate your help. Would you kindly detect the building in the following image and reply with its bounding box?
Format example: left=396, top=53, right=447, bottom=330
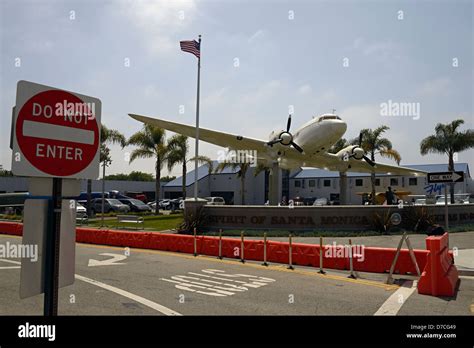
left=0, top=177, right=166, bottom=201
left=163, top=161, right=266, bottom=204
left=290, top=163, right=473, bottom=204
left=162, top=162, right=472, bottom=205
left=2, top=162, right=471, bottom=205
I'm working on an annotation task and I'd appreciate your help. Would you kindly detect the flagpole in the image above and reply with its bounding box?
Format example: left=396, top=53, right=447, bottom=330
left=194, top=35, right=201, bottom=200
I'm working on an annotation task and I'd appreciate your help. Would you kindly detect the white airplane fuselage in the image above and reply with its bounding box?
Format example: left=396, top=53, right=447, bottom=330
left=269, top=114, right=347, bottom=155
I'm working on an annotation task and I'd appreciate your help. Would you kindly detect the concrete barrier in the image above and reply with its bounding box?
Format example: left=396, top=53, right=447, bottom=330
left=0, top=221, right=431, bottom=275
left=418, top=233, right=460, bottom=297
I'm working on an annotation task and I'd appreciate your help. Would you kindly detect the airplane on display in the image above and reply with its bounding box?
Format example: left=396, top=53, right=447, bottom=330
left=128, top=113, right=427, bottom=177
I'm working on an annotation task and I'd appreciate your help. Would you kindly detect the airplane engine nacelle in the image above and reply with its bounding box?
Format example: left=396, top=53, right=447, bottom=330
left=336, top=145, right=364, bottom=161
left=268, top=130, right=285, bottom=143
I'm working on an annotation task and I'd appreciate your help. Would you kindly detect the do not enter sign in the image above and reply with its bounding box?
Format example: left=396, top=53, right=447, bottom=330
left=12, top=81, right=101, bottom=179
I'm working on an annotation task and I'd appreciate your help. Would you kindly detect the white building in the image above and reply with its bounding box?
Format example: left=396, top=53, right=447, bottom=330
left=290, top=163, right=472, bottom=204
left=163, top=161, right=266, bottom=204
left=163, top=162, right=472, bottom=205
left=3, top=162, right=470, bottom=205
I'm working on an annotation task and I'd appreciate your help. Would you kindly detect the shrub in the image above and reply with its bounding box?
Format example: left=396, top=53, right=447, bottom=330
left=178, top=206, right=208, bottom=234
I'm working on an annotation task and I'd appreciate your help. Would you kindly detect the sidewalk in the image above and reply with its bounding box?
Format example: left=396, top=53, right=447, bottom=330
left=247, top=231, right=474, bottom=250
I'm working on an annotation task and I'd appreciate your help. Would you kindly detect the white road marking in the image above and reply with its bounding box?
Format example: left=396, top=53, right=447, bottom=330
left=88, top=253, right=127, bottom=267
left=0, top=258, right=21, bottom=269
left=23, top=120, right=95, bottom=145
left=75, top=274, right=181, bottom=316
left=454, top=249, right=474, bottom=269
left=160, top=269, right=276, bottom=297
left=0, top=258, right=180, bottom=316
left=374, top=280, right=417, bottom=316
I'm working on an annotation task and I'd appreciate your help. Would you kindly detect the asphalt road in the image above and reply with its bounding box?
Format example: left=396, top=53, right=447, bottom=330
left=0, top=234, right=472, bottom=316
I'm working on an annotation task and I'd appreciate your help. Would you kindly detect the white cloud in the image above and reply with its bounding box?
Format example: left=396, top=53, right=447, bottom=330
left=117, top=0, right=198, bottom=56
left=248, top=29, right=265, bottom=43
left=298, top=84, right=312, bottom=94
left=339, top=104, right=382, bottom=137
left=352, top=37, right=365, bottom=49
left=349, top=37, right=403, bottom=63
left=416, top=77, right=452, bottom=98
left=240, top=80, right=283, bottom=106
left=202, top=86, right=229, bottom=108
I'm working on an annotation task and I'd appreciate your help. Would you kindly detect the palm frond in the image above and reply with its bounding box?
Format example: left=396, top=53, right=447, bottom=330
left=129, top=148, right=154, bottom=163
left=101, top=125, right=126, bottom=147
left=379, top=148, right=401, bottom=165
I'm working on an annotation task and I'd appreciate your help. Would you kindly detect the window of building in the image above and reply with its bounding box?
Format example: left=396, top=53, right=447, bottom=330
left=309, top=180, right=315, bottom=187
left=323, top=179, right=331, bottom=187
left=375, top=178, right=380, bottom=186
left=295, top=180, right=301, bottom=188
left=355, top=179, right=363, bottom=186
left=409, top=178, right=417, bottom=186
left=390, top=178, right=399, bottom=186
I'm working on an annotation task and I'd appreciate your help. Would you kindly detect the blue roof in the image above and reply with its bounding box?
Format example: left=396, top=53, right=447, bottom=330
left=291, top=163, right=470, bottom=179
left=165, top=161, right=239, bottom=187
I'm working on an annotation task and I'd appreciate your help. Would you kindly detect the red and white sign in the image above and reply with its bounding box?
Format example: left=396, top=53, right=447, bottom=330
left=12, top=81, right=101, bottom=179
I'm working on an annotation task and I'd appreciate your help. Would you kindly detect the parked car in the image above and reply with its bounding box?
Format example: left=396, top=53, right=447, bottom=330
left=118, top=199, right=151, bottom=212
left=414, top=198, right=427, bottom=206
left=291, top=196, right=305, bottom=206
left=148, top=199, right=171, bottom=211
left=125, top=191, right=148, bottom=203
left=169, top=198, right=184, bottom=210
left=90, top=198, right=130, bottom=214
left=160, top=199, right=171, bottom=210
left=108, top=190, right=132, bottom=200
left=75, top=191, right=110, bottom=201
left=0, top=192, right=29, bottom=215
left=313, top=197, right=328, bottom=206
left=76, top=202, right=88, bottom=218
left=303, top=197, right=317, bottom=206
left=204, top=197, right=225, bottom=205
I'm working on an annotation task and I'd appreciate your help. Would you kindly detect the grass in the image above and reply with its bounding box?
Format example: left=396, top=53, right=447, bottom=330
left=1, top=213, right=473, bottom=236
left=87, top=213, right=183, bottom=231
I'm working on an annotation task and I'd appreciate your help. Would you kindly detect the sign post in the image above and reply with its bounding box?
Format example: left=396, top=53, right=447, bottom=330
left=44, top=178, right=62, bottom=316
left=11, top=80, right=101, bottom=316
left=427, top=171, right=464, bottom=231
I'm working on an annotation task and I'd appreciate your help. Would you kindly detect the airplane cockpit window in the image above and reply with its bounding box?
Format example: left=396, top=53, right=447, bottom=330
left=317, top=115, right=341, bottom=122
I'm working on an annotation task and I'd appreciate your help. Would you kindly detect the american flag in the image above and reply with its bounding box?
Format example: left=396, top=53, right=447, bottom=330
left=180, top=40, right=200, bottom=59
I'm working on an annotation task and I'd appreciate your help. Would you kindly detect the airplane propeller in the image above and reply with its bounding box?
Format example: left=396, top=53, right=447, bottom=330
left=266, top=114, right=304, bottom=153
left=351, top=131, right=376, bottom=167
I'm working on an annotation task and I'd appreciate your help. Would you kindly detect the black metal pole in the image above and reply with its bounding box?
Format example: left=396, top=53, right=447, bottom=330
left=44, top=178, right=62, bottom=316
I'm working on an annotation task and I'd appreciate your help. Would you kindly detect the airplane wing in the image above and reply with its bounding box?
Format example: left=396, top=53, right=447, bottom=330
left=129, top=113, right=427, bottom=176
left=129, top=114, right=270, bottom=154
left=303, top=152, right=427, bottom=176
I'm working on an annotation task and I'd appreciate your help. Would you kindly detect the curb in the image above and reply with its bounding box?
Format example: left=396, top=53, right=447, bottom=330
left=457, top=267, right=474, bottom=277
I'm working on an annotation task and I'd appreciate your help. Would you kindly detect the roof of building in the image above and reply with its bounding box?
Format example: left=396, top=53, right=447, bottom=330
left=291, top=163, right=470, bottom=180
left=165, top=161, right=240, bottom=187
left=165, top=161, right=470, bottom=186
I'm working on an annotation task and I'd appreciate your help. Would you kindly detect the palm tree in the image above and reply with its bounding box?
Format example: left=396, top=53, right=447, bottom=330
left=128, top=124, right=169, bottom=214
left=353, top=126, right=401, bottom=205
left=87, top=125, right=126, bottom=217
left=420, top=119, right=474, bottom=203
left=167, top=135, right=189, bottom=199
left=190, top=155, right=214, bottom=196
left=215, top=160, right=251, bottom=205
left=329, top=138, right=349, bottom=205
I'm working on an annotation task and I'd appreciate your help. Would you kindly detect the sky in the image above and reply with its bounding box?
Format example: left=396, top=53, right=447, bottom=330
left=1, top=0, right=473, bottom=178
